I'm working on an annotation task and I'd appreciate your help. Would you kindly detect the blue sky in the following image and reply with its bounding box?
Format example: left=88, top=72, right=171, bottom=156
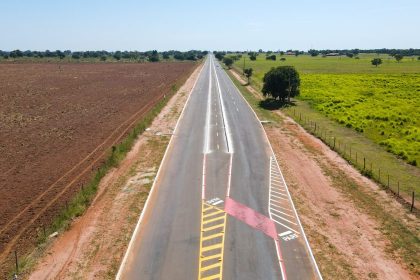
left=2, top=0, right=419, bottom=51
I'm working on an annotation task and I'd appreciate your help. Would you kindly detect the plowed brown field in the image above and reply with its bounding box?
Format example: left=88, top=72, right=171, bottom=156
left=0, top=62, right=195, bottom=276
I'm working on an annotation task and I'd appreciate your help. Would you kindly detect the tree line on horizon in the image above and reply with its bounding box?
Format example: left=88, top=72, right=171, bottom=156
left=214, top=48, right=420, bottom=57
left=0, top=49, right=208, bottom=62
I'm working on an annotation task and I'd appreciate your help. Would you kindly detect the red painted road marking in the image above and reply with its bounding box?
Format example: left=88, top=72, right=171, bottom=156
left=224, top=197, right=278, bottom=240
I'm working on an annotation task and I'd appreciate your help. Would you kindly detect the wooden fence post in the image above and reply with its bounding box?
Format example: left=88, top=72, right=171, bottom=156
left=15, top=250, right=18, bottom=275
left=411, top=191, right=415, bottom=212
left=397, top=182, right=400, bottom=196
left=363, top=157, right=366, bottom=170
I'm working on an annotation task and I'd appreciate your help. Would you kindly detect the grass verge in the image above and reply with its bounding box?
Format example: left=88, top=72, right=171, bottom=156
left=230, top=67, right=420, bottom=206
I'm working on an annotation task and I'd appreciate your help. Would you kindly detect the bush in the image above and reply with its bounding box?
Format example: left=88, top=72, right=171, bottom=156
left=223, top=57, right=234, bottom=69
left=266, top=54, right=276, bottom=60
left=215, top=52, right=225, bottom=60
left=371, top=58, right=382, bottom=67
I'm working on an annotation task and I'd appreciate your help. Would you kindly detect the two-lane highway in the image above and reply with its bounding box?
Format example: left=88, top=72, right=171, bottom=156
left=117, top=55, right=322, bottom=280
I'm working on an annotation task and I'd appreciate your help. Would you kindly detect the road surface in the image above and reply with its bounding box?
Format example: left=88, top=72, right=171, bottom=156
left=117, top=55, right=322, bottom=280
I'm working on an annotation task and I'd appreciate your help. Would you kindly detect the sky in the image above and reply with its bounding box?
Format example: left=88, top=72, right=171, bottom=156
left=2, top=0, right=419, bottom=51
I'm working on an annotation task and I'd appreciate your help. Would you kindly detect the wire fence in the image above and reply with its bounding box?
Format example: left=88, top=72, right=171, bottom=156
left=288, top=108, right=418, bottom=212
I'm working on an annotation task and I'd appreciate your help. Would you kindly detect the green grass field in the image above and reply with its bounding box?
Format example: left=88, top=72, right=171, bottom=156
left=232, top=53, right=420, bottom=202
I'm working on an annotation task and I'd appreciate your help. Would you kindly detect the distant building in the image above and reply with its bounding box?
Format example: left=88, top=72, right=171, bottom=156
left=326, top=52, right=340, bottom=56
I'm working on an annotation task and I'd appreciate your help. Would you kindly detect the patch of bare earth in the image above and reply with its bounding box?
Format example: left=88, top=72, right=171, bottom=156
left=266, top=115, right=418, bottom=280
left=27, top=63, right=203, bottom=279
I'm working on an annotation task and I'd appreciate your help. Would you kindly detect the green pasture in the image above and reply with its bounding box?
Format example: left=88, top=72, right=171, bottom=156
left=231, top=53, right=420, bottom=203
left=233, top=54, right=420, bottom=166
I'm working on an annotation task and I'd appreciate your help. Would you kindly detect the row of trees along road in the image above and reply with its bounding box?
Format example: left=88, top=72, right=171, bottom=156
left=217, top=53, right=300, bottom=103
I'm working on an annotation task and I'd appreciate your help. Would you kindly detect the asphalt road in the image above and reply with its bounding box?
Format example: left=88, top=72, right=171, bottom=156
left=117, top=55, right=322, bottom=280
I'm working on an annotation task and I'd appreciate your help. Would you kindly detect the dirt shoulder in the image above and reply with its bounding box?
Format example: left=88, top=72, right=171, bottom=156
left=27, top=63, right=203, bottom=279
left=231, top=69, right=419, bottom=279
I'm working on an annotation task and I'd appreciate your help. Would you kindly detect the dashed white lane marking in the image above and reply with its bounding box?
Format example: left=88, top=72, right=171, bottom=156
left=236, top=107, right=239, bottom=112
left=217, top=144, right=220, bottom=150
left=216, top=132, right=219, bottom=137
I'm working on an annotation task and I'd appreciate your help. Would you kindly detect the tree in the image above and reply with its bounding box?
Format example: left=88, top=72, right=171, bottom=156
left=346, top=53, right=354, bottom=58
left=371, top=58, right=382, bottom=67
left=418, top=56, right=420, bottom=60
left=308, top=49, right=319, bottom=57
left=71, top=52, right=81, bottom=59
left=10, top=49, right=23, bottom=58
left=100, top=55, right=107, bottom=61
left=223, top=57, right=233, bottom=69
left=262, top=66, right=300, bottom=102
left=394, top=54, right=403, bottom=62
left=280, top=57, right=286, bottom=61
left=148, top=50, right=160, bottom=62
left=215, top=52, right=225, bottom=60
left=266, top=54, right=276, bottom=60
left=174, top=52, right=185, bottom=60
left=244, top=68, right=253, bottom=85
left=249, top=52, right=257, bottom=61
left=113, top=51, right=122, bottom=60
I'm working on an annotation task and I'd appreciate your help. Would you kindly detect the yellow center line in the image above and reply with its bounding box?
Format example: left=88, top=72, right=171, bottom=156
left=198, top=201, right=227, bottom=280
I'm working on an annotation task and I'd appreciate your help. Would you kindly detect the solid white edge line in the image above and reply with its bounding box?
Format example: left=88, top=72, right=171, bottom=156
left=224, top=70, right=323, bottom=280
left=226, top=153, right=233, bottom=197
left=115, top=58, right=206, bottom=280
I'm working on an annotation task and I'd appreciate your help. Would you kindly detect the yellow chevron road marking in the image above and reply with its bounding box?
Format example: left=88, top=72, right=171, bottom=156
left=198, top=202, right=227, bottom=280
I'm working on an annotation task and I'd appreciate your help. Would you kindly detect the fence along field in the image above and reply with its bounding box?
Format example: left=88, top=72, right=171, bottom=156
left=233, top=53, right=420, bottom=207
left=0, top=62, right=195, bottom=277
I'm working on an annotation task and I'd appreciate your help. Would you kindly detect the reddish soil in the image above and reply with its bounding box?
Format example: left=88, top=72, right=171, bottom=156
left=28, top=63, right=202, bottom=279
left=0, top=62, right=195, bottom=276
